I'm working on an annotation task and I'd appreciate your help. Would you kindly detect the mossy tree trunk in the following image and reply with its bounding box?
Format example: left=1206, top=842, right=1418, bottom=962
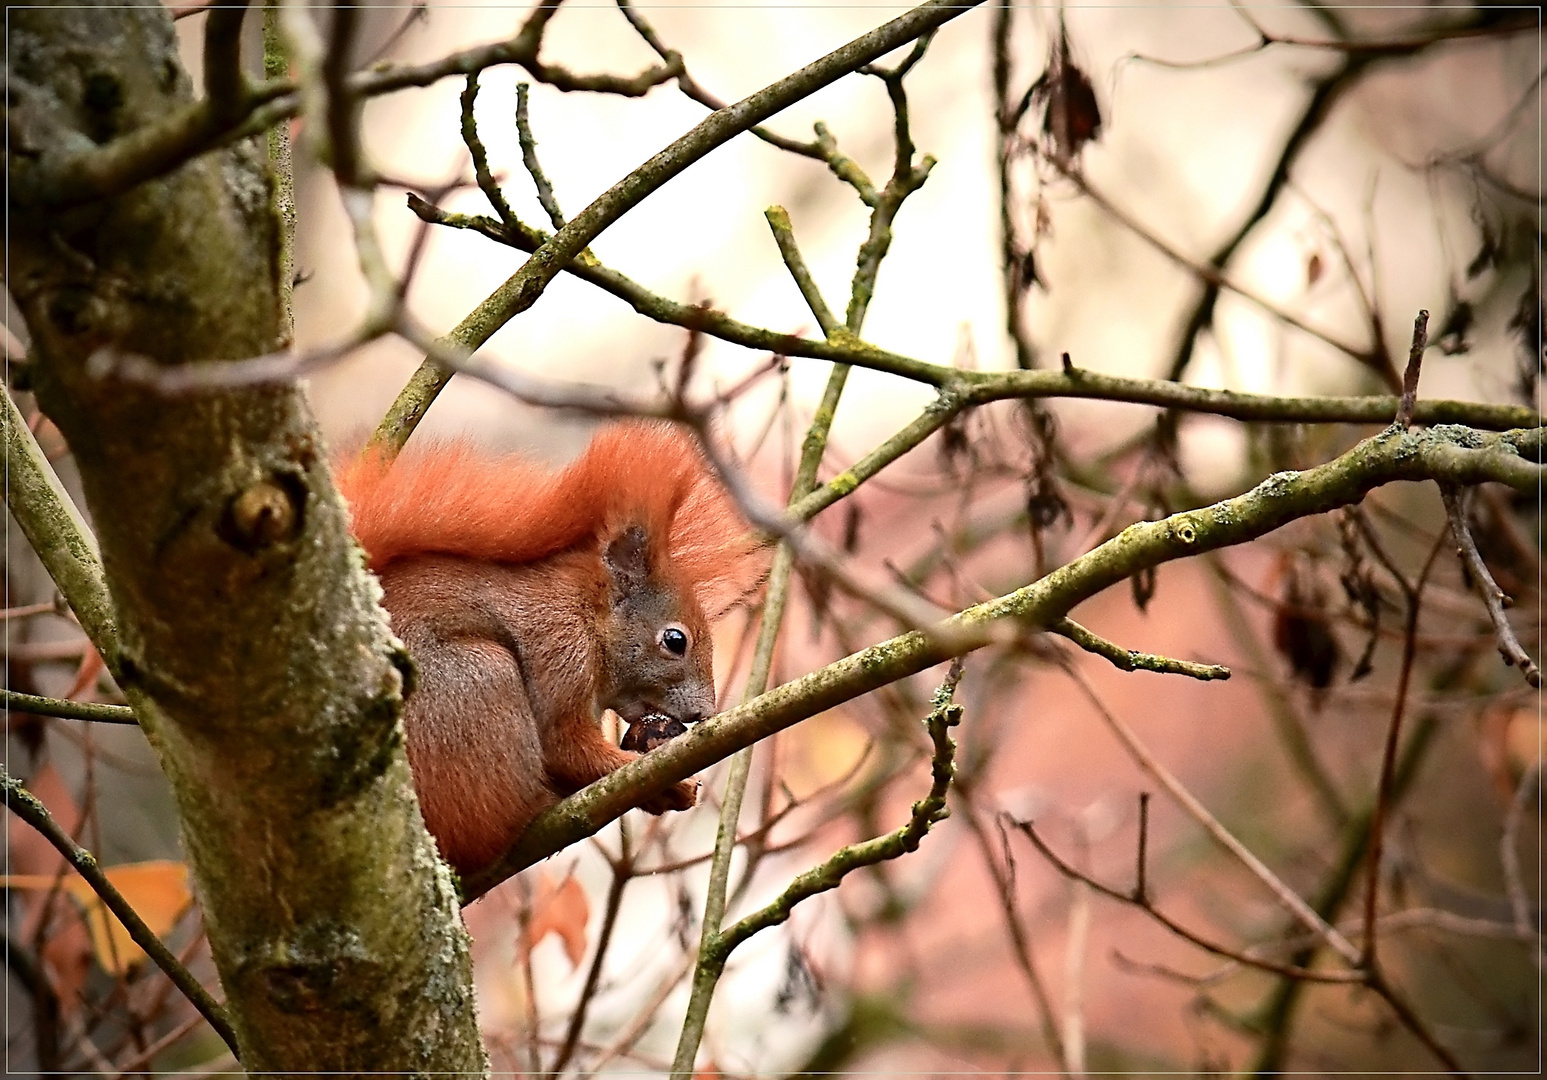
left=5, top=2, right=486, bottom=1072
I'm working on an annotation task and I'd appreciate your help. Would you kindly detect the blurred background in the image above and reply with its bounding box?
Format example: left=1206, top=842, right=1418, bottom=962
left=6, top=1, right=1541, bottom=1074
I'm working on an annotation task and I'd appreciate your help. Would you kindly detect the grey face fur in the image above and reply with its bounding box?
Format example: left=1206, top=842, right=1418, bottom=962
left=595, top=525, right=716, bottom=725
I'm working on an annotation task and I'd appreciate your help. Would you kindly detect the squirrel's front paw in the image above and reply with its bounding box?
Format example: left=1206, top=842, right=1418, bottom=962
left=639, top=776, right=699, bottom=815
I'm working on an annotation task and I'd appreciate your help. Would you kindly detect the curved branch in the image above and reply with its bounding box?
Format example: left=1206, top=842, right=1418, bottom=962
left=466, top=422, right=1543, bottom=895
left=723, top=674, right=959, bottom=959
left=615, top=0, right=826, bottom=160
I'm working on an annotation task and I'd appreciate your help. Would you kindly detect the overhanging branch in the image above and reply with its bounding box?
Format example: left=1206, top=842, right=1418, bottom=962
left=466, top=421, right=1542, bottom=896
left=373, top=0, right=989, bottom=452
left=402, top=193, right=1541, bottom=434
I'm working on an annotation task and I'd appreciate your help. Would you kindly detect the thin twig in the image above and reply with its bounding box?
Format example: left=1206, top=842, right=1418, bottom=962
left=1062, top=824, right=1091, bottom=1076
left=1440, top=486, right=1541, bottom=686
left=362, top=2, right=428, bottom=67
left=1012, top=819, right=1362, bottom=983
left=1203, top=555, right=1350, bottom=828
left=1, top=600, right=64, bottom=620
left=371, top=0, right=984, bottom=455
left=614, top=0, right=825, bottom=160
left=1366, top=905, right=1540, bottom=941
left=0, top=689, right=137, bottom=725
left=105, top=1010, right=206, bottom=1079
left=1061, top=167, right=1370, bottom=364
left=547, top=826, right=632, bottom=1076
left=1396, top=309, right=1430, bottom=429
left=956, top=800, right=1065, bottom=1060
left=1500, top=764, right=1541, bottom=938
left=1135, top=792, right=1150, bottom=903
left=461, top=72, right=518, bottom=230
left=170, top=0, right=216, bottom=20
left=1060, top=664, right=1362, bottom=964
left=1052, top=616, right=1231, bottom=681
left=715, top=664, right=962, bottom=964
left=764, top=207, right=841, bottom=337
left=202, top=0, right=251, bottom=126
left=1359, top=532, right=1446, bottom=968
left=516, top=83, right=566, bottom=231
left=1, top=769, right=240, bottom=1057
left=1155, top=50, right=1388, bottom=385
left=1, top=929, right=62, bottom=1070
left=322, top=1, right=361, bottom=187
left=1363, top=965, right=1472, bottom=1076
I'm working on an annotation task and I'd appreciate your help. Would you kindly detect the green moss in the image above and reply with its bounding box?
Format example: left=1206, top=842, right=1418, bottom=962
left=315, top=679, right=405, bottom=808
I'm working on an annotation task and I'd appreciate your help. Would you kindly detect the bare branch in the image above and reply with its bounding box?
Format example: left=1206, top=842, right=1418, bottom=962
left=461, top=73, right=519, bottom=230
left=407, top=184, right=1541, bottom=432
left=720, top=662, right=960, bottom=964
left=1010, top=817, right=1362, bottom=983
left=372, top=0, right=987, bottom=454
left=0, top=689, right=137, bottom=726
left=1159, top=52, right=1383, bottom=385
left=516, top=83, right=567, bottom=232
left=764, top=207, right=842, bottom=337
left=615, top=0, right=826, bottom=160
left=1396, top=309, right=1430, bottom=429
left=1059, top=664, right=1362, bottom=965
left=469, top=422, right=1543, bottom=892
left=1441, top=486, right=1541, bottom=686
left=1359, top=532, right=1446, bottom=968
left=1499, top=765, right=1541, bottom=937
left=677, top=666, right=965, bottom=1078
left=2, top=768, right=239, bottom=1055
left=1051, top=616, right=1232, bottom=681
left=952, top=801, right=1064, bottom=1059
left=1060, top=167, right=1371, bottom=364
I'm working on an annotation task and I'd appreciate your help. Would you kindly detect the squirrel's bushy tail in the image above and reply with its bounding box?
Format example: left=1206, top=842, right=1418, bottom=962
left=337, top=422, right=764, bottom=615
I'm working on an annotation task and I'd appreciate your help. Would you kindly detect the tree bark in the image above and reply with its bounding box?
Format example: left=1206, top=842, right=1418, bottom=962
left=5, top=2, right=486, bottom=1072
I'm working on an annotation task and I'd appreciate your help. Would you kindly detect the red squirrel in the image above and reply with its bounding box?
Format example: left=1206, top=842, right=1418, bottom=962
left=337, top=422, right=760, bottom=876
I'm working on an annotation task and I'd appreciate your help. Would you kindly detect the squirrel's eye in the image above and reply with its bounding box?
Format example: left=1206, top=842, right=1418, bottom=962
left=659, top=626, right=689, bottom=657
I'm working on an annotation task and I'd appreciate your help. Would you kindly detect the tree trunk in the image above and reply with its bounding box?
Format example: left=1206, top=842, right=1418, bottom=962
left=5, top=2, right=486, bottom=1072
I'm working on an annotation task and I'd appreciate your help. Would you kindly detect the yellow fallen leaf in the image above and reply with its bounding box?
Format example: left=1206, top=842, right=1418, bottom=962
left=1, top=860, right=192, bottom=975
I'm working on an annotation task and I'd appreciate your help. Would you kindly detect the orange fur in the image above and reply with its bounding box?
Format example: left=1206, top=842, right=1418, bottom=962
left=336, top=421, right=762, bottom=615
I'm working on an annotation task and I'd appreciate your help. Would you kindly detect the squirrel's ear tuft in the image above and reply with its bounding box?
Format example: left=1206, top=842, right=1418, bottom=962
left=603, top=524, right=652, bottom=595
